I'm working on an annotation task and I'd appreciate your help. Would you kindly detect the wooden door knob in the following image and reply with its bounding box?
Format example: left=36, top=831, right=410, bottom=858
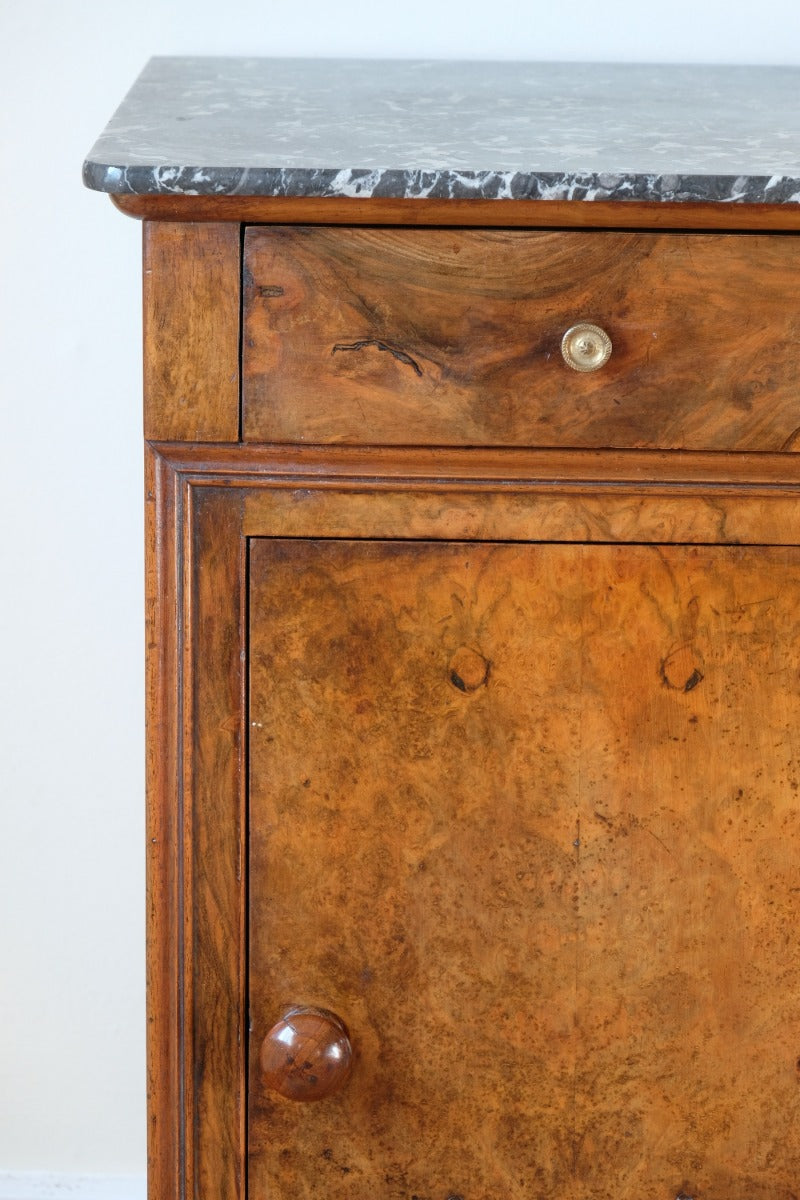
left=259, top=1006, right=353, bottom=1101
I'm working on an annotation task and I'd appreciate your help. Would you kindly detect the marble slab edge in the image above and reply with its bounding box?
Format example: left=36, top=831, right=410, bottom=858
left=81, top=162, right=800, bottom=205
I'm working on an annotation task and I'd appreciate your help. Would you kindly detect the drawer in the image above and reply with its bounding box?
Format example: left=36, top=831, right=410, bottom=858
left=242, top=227, right=800, bottom=450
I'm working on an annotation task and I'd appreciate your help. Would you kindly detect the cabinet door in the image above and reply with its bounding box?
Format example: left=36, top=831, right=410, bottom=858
left=248, top=539, right=800, bottom=1200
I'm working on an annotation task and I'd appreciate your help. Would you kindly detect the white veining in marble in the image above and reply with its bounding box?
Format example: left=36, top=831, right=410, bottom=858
left=83, top=57, right=800, bottom=203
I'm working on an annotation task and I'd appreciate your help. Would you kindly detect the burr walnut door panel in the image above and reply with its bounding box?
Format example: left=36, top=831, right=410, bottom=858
left=247, top=539, right=800, bottom=1200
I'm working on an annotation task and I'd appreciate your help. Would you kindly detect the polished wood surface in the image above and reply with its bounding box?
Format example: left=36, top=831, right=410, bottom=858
left=145, top=435, right=800, bottom=1199
left=150, top=441, right=800, bottom=487
left=145, top=445, right=183, bottom=1200
left=242, top=486, right=800, bottom=546
left=248, top=537, right=800, bottom=1198
left=260, top=1008, right=354, bottom=1102
left=152, top=438, right=800, bottom=545
left=189, top=487, right=248, bottom=1196
left=114, top=192, right=800, bottom=230
left=143, top=221, right=240, bottom=441
left=135, top=164, right=800, bottom=1196
left=146, top=461, right=247, bottom=1200
left=243, top=227, right=800, bottom=450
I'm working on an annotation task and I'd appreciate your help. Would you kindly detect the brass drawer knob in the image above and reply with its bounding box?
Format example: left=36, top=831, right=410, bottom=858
left=259, top=1006, right=353, bottom=1101
left=561, top=322, right=612, bottom=372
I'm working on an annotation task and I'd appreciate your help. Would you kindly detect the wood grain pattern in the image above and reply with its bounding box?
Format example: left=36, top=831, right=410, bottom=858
left=143, top=444, right=800, bottom=1197
left=248, top=540, right=581, bottom=1197
left=242, top=486, right=800, bottom=546
left=145, top=444, right=183, bottom=1200
left=188, top=486, right=247, bottom=1200
left=136, top=166, right=800, bottom=1199
left=248, top=538, right=800, bottom=1199
left=149, top=441, right=800, bottom=545
left=146, top=454, right=246, bottom=1200
left=114, top=193, right=800, bottom=231
left=150, top=441, right=800, bottom=488
left=243, top=227, right=800, bottom=451
left=260, top=1008, right=354, bottom=1102
left=574, top=546, right=800, bottom=1197
left=144, top=222, right=240, bottom=442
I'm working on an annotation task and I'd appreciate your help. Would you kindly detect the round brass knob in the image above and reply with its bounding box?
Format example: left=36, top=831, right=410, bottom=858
left=259, top=1006, right=353, bottom=1102
left=561, top=322, right=612, bottom=372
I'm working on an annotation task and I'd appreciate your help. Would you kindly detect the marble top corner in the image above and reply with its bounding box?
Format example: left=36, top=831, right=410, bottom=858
left=83, top=57, right=800, bottom=204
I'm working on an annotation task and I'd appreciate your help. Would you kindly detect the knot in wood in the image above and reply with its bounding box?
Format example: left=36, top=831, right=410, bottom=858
left=449, top=647, right=490, bottom=693
left=660, top=644, right=704, bottom=693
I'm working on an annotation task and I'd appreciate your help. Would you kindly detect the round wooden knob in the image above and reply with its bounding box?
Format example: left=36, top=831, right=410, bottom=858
left=259, top=1006, right=353, bottom=1102
left=561, top=322, right=612, bottom=372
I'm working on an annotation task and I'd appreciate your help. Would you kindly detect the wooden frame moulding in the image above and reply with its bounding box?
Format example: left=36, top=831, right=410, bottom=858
left=145, top=440, right=800, bottom=1200
left=146, top=447, right=248, bottom=1200
left=119, top=194, right=800, bottom=230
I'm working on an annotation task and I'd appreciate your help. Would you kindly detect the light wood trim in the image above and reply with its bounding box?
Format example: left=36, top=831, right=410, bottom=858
left=118, top=193, right=800, bottom=230
left=143, top=222, right=241, bottom=442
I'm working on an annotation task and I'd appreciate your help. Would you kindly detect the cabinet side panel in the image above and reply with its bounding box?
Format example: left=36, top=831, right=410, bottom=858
left=144, top=222, right=241, bottom=442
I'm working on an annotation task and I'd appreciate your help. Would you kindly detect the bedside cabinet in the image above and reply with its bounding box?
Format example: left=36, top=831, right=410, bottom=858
left=85, top=58, right=800, bottom=1200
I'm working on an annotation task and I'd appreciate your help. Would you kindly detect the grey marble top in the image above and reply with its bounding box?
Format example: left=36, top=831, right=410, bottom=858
left=83, top=57, right=800, bottom=204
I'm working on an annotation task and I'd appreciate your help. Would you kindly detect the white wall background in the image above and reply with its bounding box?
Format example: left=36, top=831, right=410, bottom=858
left=1, top=0, right=799, bottom=1183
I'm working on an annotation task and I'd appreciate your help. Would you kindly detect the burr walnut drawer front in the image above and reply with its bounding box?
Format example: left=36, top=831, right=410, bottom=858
left=242, top=226, right=800, bottom=450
